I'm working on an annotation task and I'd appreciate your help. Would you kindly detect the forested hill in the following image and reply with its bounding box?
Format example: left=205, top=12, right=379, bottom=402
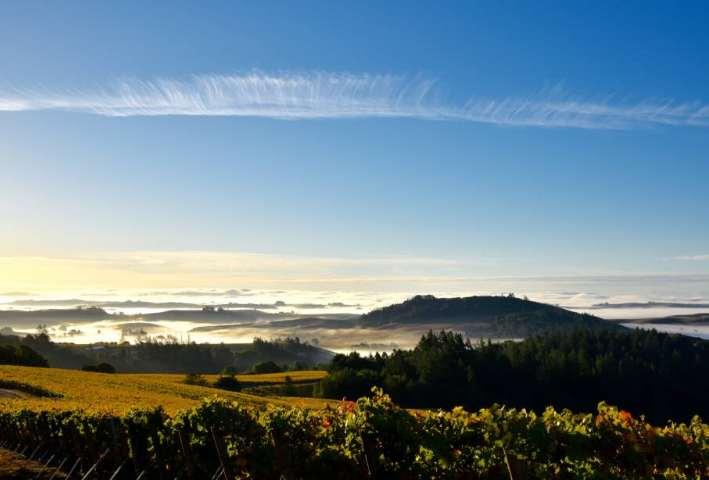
left=358, top=295, right=624, bottom=336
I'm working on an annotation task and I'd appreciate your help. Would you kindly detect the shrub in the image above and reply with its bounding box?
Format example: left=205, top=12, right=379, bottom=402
left=213, top=375, right=241, bottom=392
left=183, top=373, right=208, bottom=386
left=82, top=362, right=116, bottom=373
left=250, top=360, right=282, bottom=374
left=280, top=375, right=296, bottom=396
left=95, top=362, right=116, bottom=373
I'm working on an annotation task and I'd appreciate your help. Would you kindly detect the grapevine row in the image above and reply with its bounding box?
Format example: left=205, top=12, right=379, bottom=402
left=1, top=389, right=709, bottom=479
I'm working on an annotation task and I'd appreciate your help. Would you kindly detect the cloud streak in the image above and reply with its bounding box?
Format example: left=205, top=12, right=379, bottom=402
left=1, top=72, right=708, bottom=129
left=675, top=255, right=709, bottom=261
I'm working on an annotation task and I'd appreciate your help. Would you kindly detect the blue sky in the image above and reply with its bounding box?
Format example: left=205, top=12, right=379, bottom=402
left=0, top=1, right=708, bottom=295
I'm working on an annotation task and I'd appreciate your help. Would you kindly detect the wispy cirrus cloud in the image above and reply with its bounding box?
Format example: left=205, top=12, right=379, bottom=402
left=0, top=71, right=707, bottom=129
left=675, top=255, right=709, bottom=261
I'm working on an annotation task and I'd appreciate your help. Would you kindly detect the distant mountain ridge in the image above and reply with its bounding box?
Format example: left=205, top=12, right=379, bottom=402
left=358, top=294, right=624, bottom=336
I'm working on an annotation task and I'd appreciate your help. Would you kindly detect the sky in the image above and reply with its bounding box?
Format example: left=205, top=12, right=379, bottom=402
left=0, top=2, right=708, bottom=301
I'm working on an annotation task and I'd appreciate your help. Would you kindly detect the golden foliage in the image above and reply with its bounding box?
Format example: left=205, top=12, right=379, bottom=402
left=0, top=365, right=331, bottom=414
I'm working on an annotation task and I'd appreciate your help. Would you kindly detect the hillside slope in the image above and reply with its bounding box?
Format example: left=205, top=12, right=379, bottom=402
left=0, top=365, right=330, bottom=414
left=358, top=295, right=624, bottom=337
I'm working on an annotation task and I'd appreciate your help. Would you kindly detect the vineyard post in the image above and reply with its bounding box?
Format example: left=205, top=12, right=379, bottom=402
left=69, top=422, right=83, bottom=458
left=0, top=417, right=10, bottom=443
left=21, top=420, right=29, bottom=447
left=3, top=417, right=11, bottom=443
left=64, top=455, right=84, bottom=480
left=148, top=423, right=167, bottom=480
left=40, top=416, right=53, bottom=452
left=55, top=421, right=66, bottom=456
left=177, top=428, right=197, bottom=480
left=28, top=443, right=42, bottom=462
left=127, top=424, right=143, bottom=477
left=12, top=418, right=22, bottom=446
left=28, top=417, right=40, bottom=449
left=48, top=456, right=70, bottom=480
left=38, top=448, right=50, bottom=463
left=10, top=418, right=19, bottom=446
left=107, top=418, right=122, bottom=467
left=361, top=436, right=380, bottom=478
left=5, top=419, right=12, bottom=446
left=67, top=421, right=85, bottom=478
left=209, top=466, right=224, bottom=480
left=272, top=433, right=294, bottom=480
left=20, top=417, right=29, bottom=445
left=108, top=458, right=129, bottom=480
left=58, top=420, right=70, bottom=457
left=80, top=448, right=110, bottom=480
left=503, top=446, right=531, bottom=480
left=211, top=427, right=235, bottom=480
left=36, top=453, right=56, bottom=478
left=80, top=419, right=97, bottom=461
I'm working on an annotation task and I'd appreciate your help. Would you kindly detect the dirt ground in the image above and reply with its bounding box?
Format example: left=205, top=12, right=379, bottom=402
left=0, top=448, right=65, bottom=479
left=0, top=389, right=24, bottom=398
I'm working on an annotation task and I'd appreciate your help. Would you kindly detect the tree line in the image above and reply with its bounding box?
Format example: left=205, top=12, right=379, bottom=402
left=0, top=342, right=48, bottom=367
left=0, top=331, right=325, bottom=374
left=315, top=328, right=709, bottom=423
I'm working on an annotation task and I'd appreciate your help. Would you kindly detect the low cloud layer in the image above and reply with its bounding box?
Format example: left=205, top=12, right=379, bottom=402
left=1, top=72, right=708, bottom=129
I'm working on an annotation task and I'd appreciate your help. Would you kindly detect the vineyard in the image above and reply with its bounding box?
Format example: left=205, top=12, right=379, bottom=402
left=0, top=365, right=329, bottom=414
left=2, top=381, right=709, bottom=479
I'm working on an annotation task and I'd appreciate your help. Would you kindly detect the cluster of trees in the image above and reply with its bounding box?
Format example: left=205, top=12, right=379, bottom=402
left=183, top=372, right=242, bottom=392
left=0, top=330, right=88, bottom=368
left=0, top=343, right=48, bottom=367
left=125, top=336, right=234, bottom=373
left=0, top=331, right=327, bottom=374
left=248, top=359, right=311, bottom=374
left=81, top=362, right=116, bottom=373
left=233, top=337, right=325, bottom=371
left=91, top=336, right=325, bottom=373
left=316, top=328, right=709, bottom=423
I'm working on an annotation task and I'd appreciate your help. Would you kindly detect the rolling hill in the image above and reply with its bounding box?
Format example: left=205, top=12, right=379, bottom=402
left=358, top=294, right=624, bottom=337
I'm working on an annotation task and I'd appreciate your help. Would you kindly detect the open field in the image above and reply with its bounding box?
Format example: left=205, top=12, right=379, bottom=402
left=130, top=369, right=327, bottom=386
left=0, top=365, right=331, bottom=414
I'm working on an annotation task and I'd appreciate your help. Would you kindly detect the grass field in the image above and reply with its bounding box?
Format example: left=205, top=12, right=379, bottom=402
left=0, top=365, right=330, bottom=414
